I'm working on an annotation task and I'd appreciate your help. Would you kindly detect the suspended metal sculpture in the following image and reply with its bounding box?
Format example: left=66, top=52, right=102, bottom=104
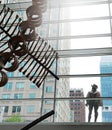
left=0, top=0, right=59, bottom=88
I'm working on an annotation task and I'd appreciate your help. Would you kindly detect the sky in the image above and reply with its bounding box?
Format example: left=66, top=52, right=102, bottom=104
left=70, top=57, right=101, bottom=95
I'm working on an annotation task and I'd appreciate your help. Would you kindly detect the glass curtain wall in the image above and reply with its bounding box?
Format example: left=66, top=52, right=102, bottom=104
left=0, top=0, right=112, bottom=123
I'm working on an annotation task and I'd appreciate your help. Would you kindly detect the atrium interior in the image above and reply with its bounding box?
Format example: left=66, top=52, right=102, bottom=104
left=0, top=0, right=112, bottom=130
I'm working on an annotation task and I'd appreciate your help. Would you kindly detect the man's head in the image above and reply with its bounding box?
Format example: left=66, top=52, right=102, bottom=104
left=91, top=84, right=98, bottom=92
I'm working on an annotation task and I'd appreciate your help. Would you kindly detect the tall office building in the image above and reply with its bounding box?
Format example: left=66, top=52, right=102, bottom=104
left=100, top=56, right=112, bottom=122
left=69, top=88, right=85, bottom=122
left=0, top=0, right=71, bottom=122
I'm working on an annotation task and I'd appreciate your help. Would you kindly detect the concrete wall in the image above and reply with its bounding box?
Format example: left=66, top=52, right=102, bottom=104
left=0, top=123, right=112, bottom=130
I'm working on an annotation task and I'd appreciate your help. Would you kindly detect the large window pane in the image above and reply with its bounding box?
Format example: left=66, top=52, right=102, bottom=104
left=1, top=0, right=112, bottom=124
left=70, top=37, right=111, bottom=49
left=70, top=4, right=109, bottom=19
left=70, top=56, right=100, bottom=74
left=59, top=20, right=110, bottom=36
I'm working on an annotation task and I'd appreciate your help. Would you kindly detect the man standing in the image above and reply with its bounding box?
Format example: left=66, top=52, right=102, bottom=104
left=86, top=84, right=102, bottom=122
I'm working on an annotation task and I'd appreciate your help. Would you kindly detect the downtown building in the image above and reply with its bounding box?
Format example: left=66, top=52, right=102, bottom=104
left=69, top=88, right=85, bottom=122
left=100, top=56, right=112, bottom=122
left=0, top=0, right=71, bottom=122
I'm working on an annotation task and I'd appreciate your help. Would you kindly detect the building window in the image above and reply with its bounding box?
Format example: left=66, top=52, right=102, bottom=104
left=14, top=94, right=23, bottom=99
left=4, top=106, right=9, bottom=113
left=2, top=94, right=11, bottom=99
left=4, top=82, right=12, bottom=90
left=46, top=86, right=52, bottom=92
left=29, top=93, right=36, bottom=99
left=16, top=82, right=24, bottom=89
left=7, top=72, right=14, bottom=77
left=27, top=105, right=35, bottom=113
left=12, top=106, right=21, bottom=113
left=30, top=83, right=36, bottom=89
left=17, top=71, right=25, bottom=77
left=45, top=100, right=52, bottom=104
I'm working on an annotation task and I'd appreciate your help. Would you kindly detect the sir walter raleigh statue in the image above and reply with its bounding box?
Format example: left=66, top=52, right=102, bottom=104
left=86, top=84, right=103, bottom=122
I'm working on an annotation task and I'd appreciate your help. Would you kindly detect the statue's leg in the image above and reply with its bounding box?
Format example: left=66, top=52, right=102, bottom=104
left=88, top=105, right=93, bottom=122
left=94, top=105, right=99, bottom=122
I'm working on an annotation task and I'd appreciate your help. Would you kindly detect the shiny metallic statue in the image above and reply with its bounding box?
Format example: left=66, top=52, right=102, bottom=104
left=86, top=84, right=103, bottom=122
